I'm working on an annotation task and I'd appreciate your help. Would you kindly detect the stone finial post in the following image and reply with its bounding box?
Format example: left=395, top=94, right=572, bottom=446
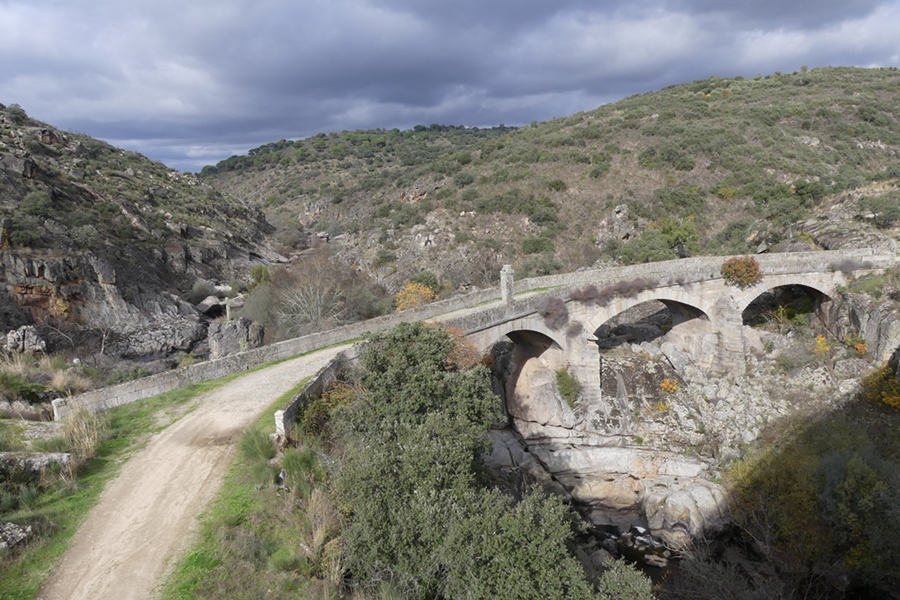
left=500, top=264, right=514, bottom=305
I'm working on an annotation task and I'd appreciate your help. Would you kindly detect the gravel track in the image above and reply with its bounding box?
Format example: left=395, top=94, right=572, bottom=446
left=38, top=347, right=342, bottom=600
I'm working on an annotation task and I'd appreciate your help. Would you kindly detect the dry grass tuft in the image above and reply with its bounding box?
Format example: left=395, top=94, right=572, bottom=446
left=307, top=488, right=343, bottom=557
left=49, top=369, right=92, bottom=396
left=64, top=407, right=108, bottom=462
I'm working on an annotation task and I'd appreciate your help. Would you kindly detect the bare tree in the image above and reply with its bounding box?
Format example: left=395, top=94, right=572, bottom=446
left=275, top=252, right=348, bottom=336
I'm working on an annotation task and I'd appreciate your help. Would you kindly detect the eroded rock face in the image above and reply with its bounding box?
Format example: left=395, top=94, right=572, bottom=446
left=208, top=317, right=264, bottom=359
left=486, top=428, right=728, bottom=549
left=493, top=349, right=730, bottom=548
left=0, top=251, right=209, bottom=359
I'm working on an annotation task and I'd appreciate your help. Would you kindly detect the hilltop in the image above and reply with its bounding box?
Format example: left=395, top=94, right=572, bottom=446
left=202, top=66, right=900, bottom=290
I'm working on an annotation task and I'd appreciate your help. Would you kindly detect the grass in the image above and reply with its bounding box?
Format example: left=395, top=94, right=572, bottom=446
left=160, top=378, right=320, bottom=600
left=0, top=376, right=239, bottom=599
left=555, top=368, right=581, bottom=409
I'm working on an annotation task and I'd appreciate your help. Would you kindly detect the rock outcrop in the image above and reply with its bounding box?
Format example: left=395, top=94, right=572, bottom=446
left=5, top=325, right=46, bottom=354
left=0, top=520, right=32, bottom=553
left=0, top=105, right=277, bottom=362
left=208, top=317, right=264, bottom=359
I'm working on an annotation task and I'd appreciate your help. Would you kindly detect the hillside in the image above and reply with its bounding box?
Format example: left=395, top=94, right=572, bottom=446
left=202, top=66, right=900, bottom=290
left=0, top=103, right=276, bottom=367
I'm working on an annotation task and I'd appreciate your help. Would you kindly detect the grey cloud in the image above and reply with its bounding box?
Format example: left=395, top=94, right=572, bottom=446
left=2, top=0, right=899, bottom=172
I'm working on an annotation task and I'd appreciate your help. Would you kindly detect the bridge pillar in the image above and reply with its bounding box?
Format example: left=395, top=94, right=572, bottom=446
left=566, top=334, right=604, bottom=405
left=500, top=265, right=514, bottom=305
left=711, top=292, right=746, bottom=373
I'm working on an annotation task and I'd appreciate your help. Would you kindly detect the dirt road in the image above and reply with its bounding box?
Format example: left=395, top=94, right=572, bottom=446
left=38, top=347, right=343, bottom=600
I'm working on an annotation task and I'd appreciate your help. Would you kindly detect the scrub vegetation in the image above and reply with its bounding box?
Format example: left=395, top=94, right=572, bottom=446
left=203, top=67, right=900, bottom=279
left=164, top=323, right=653, bottom=599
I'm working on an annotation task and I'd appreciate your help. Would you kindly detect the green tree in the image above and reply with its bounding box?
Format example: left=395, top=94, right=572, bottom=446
left=334, top=323, right=606, bottom=598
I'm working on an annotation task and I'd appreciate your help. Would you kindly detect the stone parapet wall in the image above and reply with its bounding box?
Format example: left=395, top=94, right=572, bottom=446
left=274, top=347, right=359, bottom=437
left=517, top=249, right=894, bottom=293
left=52, top=286, right=501, bottom=420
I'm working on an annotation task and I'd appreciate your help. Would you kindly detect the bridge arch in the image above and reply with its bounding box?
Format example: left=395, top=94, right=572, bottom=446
left=733, top=276, right=838, bottom=322
left=477, top=324, right=569, bottom=422
left=739, top=283, right=831, bottom=328
left=469, top=318, right=565, bottom=356
left=574, top=288, right=713, bottom=341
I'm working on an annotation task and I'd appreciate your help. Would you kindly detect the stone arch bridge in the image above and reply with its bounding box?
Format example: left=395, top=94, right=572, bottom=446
left=453, top=250, right=895, bottom=404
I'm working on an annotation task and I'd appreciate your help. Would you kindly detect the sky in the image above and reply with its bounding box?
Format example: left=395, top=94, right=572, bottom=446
left=2, top=1, right=899, bottom=172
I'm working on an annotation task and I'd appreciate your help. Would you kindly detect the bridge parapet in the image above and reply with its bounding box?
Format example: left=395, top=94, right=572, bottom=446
left=456, top=249, right=895, bottom=375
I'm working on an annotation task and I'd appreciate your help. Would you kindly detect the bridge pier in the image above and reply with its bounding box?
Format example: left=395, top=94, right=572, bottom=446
left=710, top=293, right=747, bottom=373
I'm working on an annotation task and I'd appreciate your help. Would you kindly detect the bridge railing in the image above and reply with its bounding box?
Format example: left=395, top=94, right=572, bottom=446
left=514, top=249, right=895, bottom=295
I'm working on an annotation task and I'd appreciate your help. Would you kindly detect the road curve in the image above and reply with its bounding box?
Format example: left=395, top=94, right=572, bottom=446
left=38, top=346, right=344, bottom=600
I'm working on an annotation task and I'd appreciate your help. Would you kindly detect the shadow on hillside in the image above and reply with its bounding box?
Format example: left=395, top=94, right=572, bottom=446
left=658, top=393, right=900, bottom=600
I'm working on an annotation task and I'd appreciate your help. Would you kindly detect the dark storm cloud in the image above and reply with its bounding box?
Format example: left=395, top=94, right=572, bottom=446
left=1, top=0, right=898, bottom=171
left=664, top=0, right=887, bottom=28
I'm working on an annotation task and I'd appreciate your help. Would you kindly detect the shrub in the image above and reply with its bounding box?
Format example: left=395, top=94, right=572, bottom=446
left=812, top=334, right=832, bottom=356
left=300, top=381, right=359, bottom=439
left=538, top=296, right=569, bottom=329
left=660, top=378, right=679, bottom=393
left=545, top=178, right=568, bottom=192
left=860, top=365, right=900, bottom=410
left=859, top=194, right=900, bottom=228
left=407, top=271, right=441, bottom=295
left=569, top=284, right=604, bottom=303
left=721, top=256, right=763, bottom=288
left=20, top=191, right=54, bottom=218
left=374, top=249, right=396, bottom=267
left=249, top=265, right=270, bottom=287
left=522, top=236, right=555, bottom=254
left=598, top=558, right=655, bottom=600
left=617, top=230, right=677, bottom=264
left=394, top=281, right=437, bottom=311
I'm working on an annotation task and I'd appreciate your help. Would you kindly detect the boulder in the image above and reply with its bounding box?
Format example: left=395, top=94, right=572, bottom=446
left=112, top=318, right=207, bottom=359
left=195, top=295, right=221, bottom=316
left=0, top=451, right=71, bottom=479
left=0, top=520, right=32, bottom=553
left=5, top=325, right=46, bottom=354
left=643, top=480, right=729, bottom=548
left=208, top=317, right=264, bottom=359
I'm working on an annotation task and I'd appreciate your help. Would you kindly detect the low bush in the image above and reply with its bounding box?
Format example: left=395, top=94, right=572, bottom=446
left=859, top=194, right=900, bottom=228
left=860, top=365, right=900, bottom=410
left=395, top=281, right=437, bottom=310
left=522, top=236, right=555, bottom=255
left=538, top=296, right=569, bottom=329
left=721, top=256, right=763, bottom=288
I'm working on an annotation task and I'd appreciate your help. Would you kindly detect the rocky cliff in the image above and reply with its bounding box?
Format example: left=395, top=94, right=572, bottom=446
left=0, top=103, right=279, bottom=362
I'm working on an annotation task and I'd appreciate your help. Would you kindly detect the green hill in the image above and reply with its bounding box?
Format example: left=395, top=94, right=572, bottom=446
left=202, top=66, right=900, bottom=289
